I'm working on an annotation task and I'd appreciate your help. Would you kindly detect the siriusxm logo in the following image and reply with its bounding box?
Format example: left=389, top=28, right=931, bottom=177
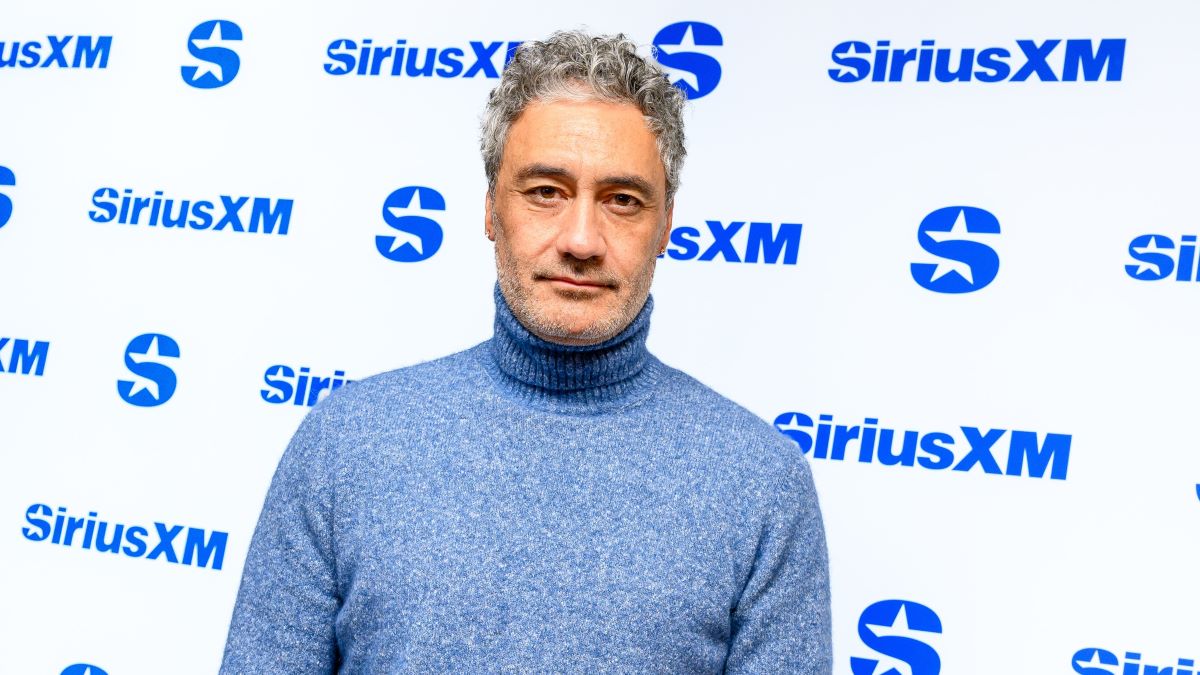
left=324, top=37, right=521, bottom=78
left=117, top=333, right=179, bottom=407
left=662, top=220, right=802, bottom=264
left=911, top=206, right=1000, bottom=293
left=830, top=38, right=1125, bottom=83
left=851, top=600, right=942, bottom=675
left=61, top=665, right=108, bottom=675
left=262, top=365, right=354, bottom=407
left=0, top=337, right=49, bottom=377
left=775, top=411, right=1071, bottom=480
left=1126, top=234, right=1200, bottom=282
left=90, top=187, right=293, bottom=236
left=1073, top=647, right=1196, bottom=675
left=182, top=20, right=242, bottom=89
left=0, top=164, right=13, bottom=228
left=377, top=186, right=444, bottom=262
left=652, top=22, right=723, bottom=99
left=0, top=35, right=111, bottom=69
left=23, top=503, right=228, bottom=571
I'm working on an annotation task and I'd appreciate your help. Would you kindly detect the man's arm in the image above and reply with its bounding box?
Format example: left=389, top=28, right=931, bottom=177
left=220, top=408, right=340, bottom=674
left=725, top=458, right=832, bottom=674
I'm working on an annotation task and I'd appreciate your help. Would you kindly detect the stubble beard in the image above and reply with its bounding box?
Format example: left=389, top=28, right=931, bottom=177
left=492, top=210, right=657, bottom=346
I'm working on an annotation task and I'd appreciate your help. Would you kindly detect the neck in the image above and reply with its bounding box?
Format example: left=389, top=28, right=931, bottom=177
left=484, top=284, right=659, bottom=413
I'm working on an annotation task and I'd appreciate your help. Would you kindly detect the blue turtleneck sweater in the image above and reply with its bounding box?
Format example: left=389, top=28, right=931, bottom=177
left=221, top=288, right=831, bottom=674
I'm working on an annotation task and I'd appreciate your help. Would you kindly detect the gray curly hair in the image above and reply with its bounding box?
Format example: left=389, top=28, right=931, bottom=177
left=480, top=30, right=688, bottom=205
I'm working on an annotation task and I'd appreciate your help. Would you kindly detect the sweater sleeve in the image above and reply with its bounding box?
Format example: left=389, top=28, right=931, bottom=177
left=220, top=407, right=340, bottom=674
left=725, top=456, right=832, bottom=674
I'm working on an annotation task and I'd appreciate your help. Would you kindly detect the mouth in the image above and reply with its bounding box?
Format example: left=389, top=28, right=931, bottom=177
left=542, top=275, right=613, bottom=289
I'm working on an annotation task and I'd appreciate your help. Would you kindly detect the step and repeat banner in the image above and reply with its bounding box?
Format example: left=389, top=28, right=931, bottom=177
left=2, top=1, right=1197, bottom=673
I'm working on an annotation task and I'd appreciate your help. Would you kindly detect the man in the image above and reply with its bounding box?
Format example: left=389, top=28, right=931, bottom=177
left=222, top=30, right=830, bottom=673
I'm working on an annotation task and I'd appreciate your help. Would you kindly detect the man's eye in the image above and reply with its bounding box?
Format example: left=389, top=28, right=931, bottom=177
left=533, top=186, right=558, bottom=199
left=612, top=194, right=641, bottom=207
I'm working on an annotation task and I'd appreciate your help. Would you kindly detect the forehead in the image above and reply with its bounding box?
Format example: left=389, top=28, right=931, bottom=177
left=502, top=98, right=664, bottom=183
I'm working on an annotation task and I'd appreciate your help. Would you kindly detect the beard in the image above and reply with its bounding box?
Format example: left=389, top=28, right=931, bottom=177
left=492, top=209, right=657, bottom=346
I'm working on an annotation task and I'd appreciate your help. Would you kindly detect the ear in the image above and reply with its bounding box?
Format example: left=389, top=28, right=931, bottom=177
left=484, top=190, right=496, bottom=242
left=657, top=202, right=674, bottom=254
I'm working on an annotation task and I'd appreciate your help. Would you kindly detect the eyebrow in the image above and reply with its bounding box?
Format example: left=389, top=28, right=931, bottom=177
left=514, top=163, right=574, bottom=183
left=600, top=174, right=658, bottom=201
left=513, top=163, right=660, bottom=201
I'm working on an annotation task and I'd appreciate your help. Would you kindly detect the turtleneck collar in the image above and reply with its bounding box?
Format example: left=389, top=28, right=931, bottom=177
left=482, top=284, right=660, bottom=413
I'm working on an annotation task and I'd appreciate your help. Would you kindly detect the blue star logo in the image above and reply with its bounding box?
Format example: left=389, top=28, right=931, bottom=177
left=653, top=21, right=723, bottom=99
left=61, top=665, right=110, bottom=675
left=377, top=186, right=445, bottom=263
left=181, top=19, right=243, bottom=89
left=117, top=333, right=180, bottom=407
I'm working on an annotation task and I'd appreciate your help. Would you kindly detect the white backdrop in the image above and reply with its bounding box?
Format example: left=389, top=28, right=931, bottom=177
left=2, top=1, right=1197, bottom=673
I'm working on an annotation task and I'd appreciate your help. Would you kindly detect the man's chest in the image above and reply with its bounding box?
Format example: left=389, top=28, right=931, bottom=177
left=330, top=446, right=746, bottom=671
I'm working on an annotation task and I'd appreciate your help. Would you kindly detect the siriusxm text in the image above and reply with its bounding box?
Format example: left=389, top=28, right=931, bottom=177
left=830, top=38, right=1125, bottom=83
left=22, top=503, right=228, bottom=571
left=663, top=221, right=802, bottom=264
left=0, top=338, right=48, bottom=377
left=0, top=36, right=112, bottom=69
left=90, top=188, right=293, bottom=236
left=775, top=412, right=1071, bottom=480
left=325, top=38, right=521, bottom=78
left=1126, top=234, right=1200, bottom=282
left=262, top=365, right=354, bottom=407
left=1073, top=647, right=1196, bottom=675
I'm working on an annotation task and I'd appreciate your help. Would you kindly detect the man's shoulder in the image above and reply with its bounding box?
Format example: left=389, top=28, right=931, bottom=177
left=653, top=359, right=803, bottom=469
left=308, top=342, right=486, bottom=421
left=650, top=360, right=816, bottom=526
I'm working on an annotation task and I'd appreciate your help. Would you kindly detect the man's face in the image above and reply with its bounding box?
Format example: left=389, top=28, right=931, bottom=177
left=486, top=97, right=673, bottom=346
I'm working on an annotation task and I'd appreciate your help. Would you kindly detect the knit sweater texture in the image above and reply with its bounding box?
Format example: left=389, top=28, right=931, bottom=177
left=221, top=287, right=831, bottom=674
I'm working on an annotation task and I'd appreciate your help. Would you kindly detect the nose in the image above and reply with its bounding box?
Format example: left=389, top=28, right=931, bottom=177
left=556, top=199, right=606, bottom=261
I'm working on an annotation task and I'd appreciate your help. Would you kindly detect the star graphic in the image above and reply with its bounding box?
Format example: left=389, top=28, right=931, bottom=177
left=385, top=207, right=425, bottom=255
left=921, top=209, right=993, bottom=285
left=124, top=336, right=178, bottom=401
left=656, top=24, right=721, bottom=93
left=1072, top=649, right=1117, bottom=672
left=776, top=414, right=808, bottom=434
left=188, top=21, right=230, bottom=83
left=862, top=604, right=920, bottom=675
left=1130, top=237, right=1172, bottom=277
left=831, top=43, right=870, bottom=79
